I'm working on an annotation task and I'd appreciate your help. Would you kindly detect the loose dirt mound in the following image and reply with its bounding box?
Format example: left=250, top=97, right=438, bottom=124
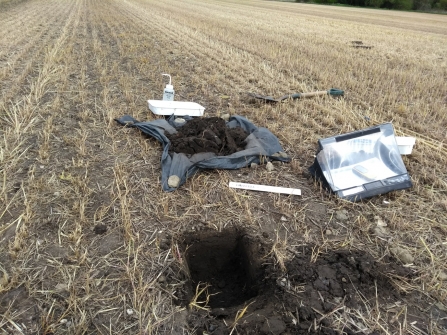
left=166, top=117, right=248, bottom=155
left=174, top=230, right=430, bottom=335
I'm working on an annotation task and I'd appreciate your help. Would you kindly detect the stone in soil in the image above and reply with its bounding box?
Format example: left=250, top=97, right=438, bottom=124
left=390, top=246, right=414, bottom=264
left=335, top=210, right=348, bottom=221
left=168, top=175, right=181, bottom=188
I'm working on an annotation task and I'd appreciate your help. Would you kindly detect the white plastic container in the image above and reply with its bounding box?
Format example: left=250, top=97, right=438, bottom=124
left=148, top=100, right=205, bottom=116
left=162, top=74, right=175, bottom=101
left=395, top=136, right=416, bottom=155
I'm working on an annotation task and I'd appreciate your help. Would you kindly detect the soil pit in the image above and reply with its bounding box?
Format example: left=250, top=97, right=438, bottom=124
left=175, top=238, right=438, bottom=335
left=166, top=117, right=248, bottom=156
left=182, top=229, right=262, bottom=308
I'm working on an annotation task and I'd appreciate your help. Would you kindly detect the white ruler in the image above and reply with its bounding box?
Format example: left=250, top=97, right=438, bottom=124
left=229, top=182, right=301, bottom=196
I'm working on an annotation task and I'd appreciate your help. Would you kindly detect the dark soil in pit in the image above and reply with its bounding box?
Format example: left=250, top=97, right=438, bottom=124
left=166, top=117, right=248, bottom=155
left=174, top=231, right=439, bottom=335
left=182, top=229, right=263, bottom=308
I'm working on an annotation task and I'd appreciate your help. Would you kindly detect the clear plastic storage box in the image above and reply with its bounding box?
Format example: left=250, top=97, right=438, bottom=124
left=314, top=123, right=412, bottom=201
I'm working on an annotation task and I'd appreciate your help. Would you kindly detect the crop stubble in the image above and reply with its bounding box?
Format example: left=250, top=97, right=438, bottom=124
left=0, top=0, right=446, bottom=334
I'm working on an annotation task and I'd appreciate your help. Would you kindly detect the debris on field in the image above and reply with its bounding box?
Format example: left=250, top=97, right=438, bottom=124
left=438, top=271, right=447, bottom=281
left=351, top=45, right=373, bottom=49
left=390, top=246, right=414, bottom=264
left=250, top=162, right=258, bottom=168
left=350, top=41, right=373, bottom=49
left=174, top=117, right=186, bottom=125
left=374, top=225, right=390, bottom=238
left=115, top=115, right=290, bottom=191
left=375, top=216, right=387, bottom=227
left=59, top=171, right=73, bottom=181
left=373, top=216, right=390, bottom=237
left=266, top=161, right=274, bottom=171
left=272, top=151, right=289, bottom=159
left=55, top=283, right=69, bottom=292
left=229, top=182, right=301, bottom=196
left=308, top=123, right=412, bottom=201
left=277, top=277, right=289, bottom=288
left=248, top=88, right=344, bottom=103
left=220, top=113, right=230, bottom=121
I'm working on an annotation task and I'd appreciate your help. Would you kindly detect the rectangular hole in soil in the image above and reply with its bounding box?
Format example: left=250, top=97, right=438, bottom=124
left=183, top=229, right=261, bottom=308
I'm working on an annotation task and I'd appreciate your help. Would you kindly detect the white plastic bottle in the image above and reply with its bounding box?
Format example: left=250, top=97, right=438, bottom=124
left=162, top=74, right=175, bottom=101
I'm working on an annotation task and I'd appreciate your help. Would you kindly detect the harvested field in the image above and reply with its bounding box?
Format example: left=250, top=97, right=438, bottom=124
left=0, top=0, right=446, bottom=334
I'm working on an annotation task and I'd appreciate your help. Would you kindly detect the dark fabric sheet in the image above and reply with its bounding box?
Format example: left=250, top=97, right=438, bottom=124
left=115, top=115, right=290, bottom=191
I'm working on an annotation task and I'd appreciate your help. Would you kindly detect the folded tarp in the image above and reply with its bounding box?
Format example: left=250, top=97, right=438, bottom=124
left=115, top=115, right=291, bottom=191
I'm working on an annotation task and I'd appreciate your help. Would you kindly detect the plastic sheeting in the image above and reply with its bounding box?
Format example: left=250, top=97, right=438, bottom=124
left=115, top=115, right=291, bottom=191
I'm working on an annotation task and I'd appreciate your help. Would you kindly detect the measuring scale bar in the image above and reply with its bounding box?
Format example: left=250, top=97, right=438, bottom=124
left=229, top=182, right=301, bottom=196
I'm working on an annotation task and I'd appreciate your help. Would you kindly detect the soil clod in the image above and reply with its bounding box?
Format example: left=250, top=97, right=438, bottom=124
left=93, top=224, right=107, bottom=234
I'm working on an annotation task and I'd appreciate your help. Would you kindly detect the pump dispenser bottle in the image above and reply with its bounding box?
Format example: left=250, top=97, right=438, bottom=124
left=162, top=74, right=175, bottom=101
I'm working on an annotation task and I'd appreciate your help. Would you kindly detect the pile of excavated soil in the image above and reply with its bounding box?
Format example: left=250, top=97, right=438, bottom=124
left=166, top=117, right=248, bottom=156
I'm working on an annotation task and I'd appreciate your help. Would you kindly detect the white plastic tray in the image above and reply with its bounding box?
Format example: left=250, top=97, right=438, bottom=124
left=148, top=100, right=205, bottom=116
